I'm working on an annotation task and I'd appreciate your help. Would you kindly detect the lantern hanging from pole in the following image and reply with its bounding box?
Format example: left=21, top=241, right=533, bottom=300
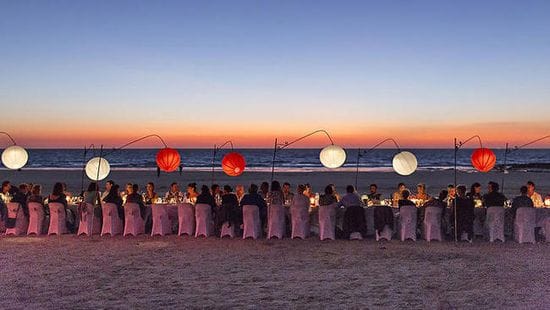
left=222, top=152, right=246, bottom=176
left=471, top=148, right=496, bottom=172
left=1, top=145, right=28, bottom=170
left=156, top=147, right=181, bottom=172
left=392, top=151, right=418, bottom=176
left=319, top=145, right=347, bottom=169
left=85, top=157, right=110, bottom=181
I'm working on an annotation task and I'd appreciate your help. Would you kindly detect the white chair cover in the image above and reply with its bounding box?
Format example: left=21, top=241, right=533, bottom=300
left=48, top=202, right=67, bottom=235
left=5, top=202, right=28, bottom=236
left=101, top=203, right=123, bottom=237
left=376, top=225, right=392, bottom=241
left=123, top=203, right=145, bottom=236
left=291, top=203, right=310, bottom=239
left=178, top=203, right=195, bottom=236
left=318, top=204, right=337, bottom=241
left=423, top=207, right=443, bottom=242
left=399, top=205, right=417, bottom=241
left=194, top=203, right=212, bottom=238
left=220, top=222, right=235, bottom=238
left=486, top=206, right=505, bottom=242
left=268, top=204, right=285, bottom=239
left=151, top=204, right=172, bottom=236
left=243, top=205, right=262, bottom=239
left=514, top=207, right=536, bottom=244
left=27, top=202, right=45, bottom=235
left=77, top=203, right=101, bottom=236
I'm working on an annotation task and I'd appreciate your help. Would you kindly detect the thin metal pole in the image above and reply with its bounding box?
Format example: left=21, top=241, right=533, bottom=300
left=211, top=144, right=216, bottom=186
left=90, top=145, right=103, bottom=239
left=80, top=146, right=87, bottom=196
left=355, top=148, right=361, bottom=190
left=454, top=138, right=458, bottom=243
left=270, top=138, right=278, bottom=182
left=501, top=143, right=509, bottom=194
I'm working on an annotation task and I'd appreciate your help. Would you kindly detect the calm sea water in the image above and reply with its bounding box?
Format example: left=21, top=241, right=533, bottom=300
left=2, top=148, right=549, bottom=171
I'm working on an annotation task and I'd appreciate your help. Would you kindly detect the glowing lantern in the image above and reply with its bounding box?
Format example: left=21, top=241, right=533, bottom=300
left=471, top=148, right=496, bottom=172
left=319, top=145, right=346, bottom=168
left=156, top=147, right=181, bottom=172
left=1, top=145, right=28, bottom=170
left=222, top=152, right=246, bottom=176
left=85, top=157, right=110, bottom=181
left=392, top=151, right=418, bottom=176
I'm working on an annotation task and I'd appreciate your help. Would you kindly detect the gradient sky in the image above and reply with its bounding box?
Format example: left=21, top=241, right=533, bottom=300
left=1, top=0, right=549, bottom=148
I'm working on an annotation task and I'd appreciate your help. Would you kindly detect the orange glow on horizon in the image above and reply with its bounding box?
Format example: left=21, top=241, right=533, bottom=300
left=2, top=121, right=548, bottom=149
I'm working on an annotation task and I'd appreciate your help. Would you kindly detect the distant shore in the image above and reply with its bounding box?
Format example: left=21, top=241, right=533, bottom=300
left=1, top=169, right=548, bottom=198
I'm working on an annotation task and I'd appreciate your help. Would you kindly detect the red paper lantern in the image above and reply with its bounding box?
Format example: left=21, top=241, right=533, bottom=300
left=471, top=148, right=496, bottom=172
left=222, top=152, right=246, bottom=176
left=156, top=148, right=181, bottom=172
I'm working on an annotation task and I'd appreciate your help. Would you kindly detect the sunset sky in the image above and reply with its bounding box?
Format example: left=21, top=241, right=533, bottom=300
left=1, top=1, right=549, bottom=148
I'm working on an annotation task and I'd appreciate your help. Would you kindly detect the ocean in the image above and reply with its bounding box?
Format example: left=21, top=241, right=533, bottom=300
left=3, top=148, right=549, bottom=172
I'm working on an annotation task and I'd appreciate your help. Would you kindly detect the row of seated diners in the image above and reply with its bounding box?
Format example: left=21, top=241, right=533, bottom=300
left=2, top=196, right=548, bottom=244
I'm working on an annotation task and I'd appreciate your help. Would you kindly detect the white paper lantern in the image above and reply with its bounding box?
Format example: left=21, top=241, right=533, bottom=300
left=392, top=151, right=418, bottom=176
left=319, top=145, right=346, bottom=169
left=85, top=157, right=111, bottom=181
left=1, top=145, right=28, bottom=170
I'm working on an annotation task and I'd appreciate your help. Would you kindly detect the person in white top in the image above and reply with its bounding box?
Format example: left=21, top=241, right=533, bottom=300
left=527, top=181, right=544, bottom=208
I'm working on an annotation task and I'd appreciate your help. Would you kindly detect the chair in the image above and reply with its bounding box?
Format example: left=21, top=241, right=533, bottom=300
left=268, top=204, right=286, bottom=239
left=194, top=203, right=212, bottom=238
left=220, top=222, right=235, bottom=238
left=48, top=202, right=67, bottom=235
left=151, top=204, right=172, bottom=236
left=376, top=225, right=393, bottom=241
left=423, top=207, right=443, bottom=242
left=178, top=203, right=195, bottom=236
left=318, top=204, right=336, bottom=240
left=5, top=202, right=28, bottom=236
left=514, top=207, right=536, bottom=244
left=77, top=203, right=101, bottom=236
left=486, top=206, right=505, bottom=242
left=242, top=205, right=262, bottom=239
left=101, top=203, right=123, bottom=236
left=399, top=205, right=417, bottom=242
left=123, top=203, right=145, bottom=236
left=27, top=202, right=45, bottom=235
left=291, top=205, right=310, bottom=239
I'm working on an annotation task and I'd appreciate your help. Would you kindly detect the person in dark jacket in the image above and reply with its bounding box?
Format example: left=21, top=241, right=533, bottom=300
left=510, top=186, right=534, bottom=218
left=125, top=183, right=147, bottom=220
left=483, top=181, right=507, bottom=207
left=398, top=190, right=416, bottom=208
left=11, top=185, right=29, bottom=218
left=218, top=185, right=241, bottom=235
left=103, top=184, right=124, bottom=222
left=240, top=184, right=268, bottom=230
left=451, top=185, right=475, bottom=242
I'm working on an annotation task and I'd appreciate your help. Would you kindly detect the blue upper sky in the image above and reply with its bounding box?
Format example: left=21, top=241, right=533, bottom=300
left=1, top=0, right=549, bottom=147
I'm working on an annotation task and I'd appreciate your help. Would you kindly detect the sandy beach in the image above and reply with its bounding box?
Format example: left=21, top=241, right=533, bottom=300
left=1, top=235, right=549, bottom=309
left=2, top=169, right=549, bottom=198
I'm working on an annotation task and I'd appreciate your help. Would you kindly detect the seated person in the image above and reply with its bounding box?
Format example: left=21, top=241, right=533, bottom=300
left=103, top=184, right=124, bottom=221
left=483, top=181, right=507, bottom=207
left=367, top=184, right=382, bottom=202
left=240, top=184, right=268, bottom=230
left=338, top=185, right=366, bottom=238
left=398, top=190, right=416, bottom=208
left=451, top=185, right=475, bottom=242
left=511, top=186, right=534, bottom=218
